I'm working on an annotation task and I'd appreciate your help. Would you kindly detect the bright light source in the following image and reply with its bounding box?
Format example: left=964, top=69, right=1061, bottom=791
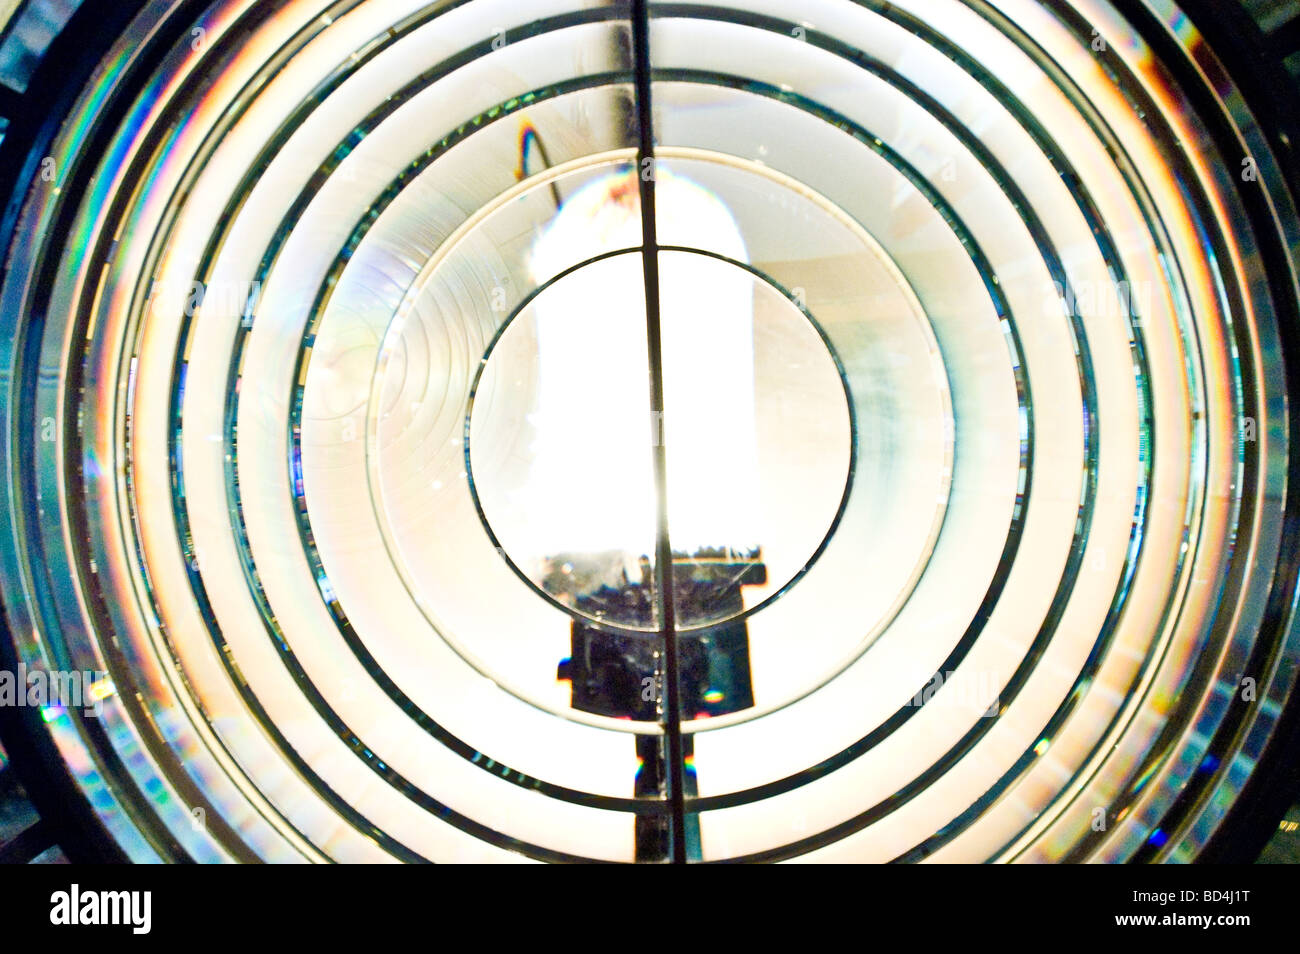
left=518, top=165, right=761, bottom=563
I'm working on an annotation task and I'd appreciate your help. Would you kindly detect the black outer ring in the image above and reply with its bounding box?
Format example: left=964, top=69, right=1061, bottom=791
left=0, top=0, right=211, bottom=864
left=0, top=0, right=1296, bottom=864
left=1122, top=0, right=1300, bottom=865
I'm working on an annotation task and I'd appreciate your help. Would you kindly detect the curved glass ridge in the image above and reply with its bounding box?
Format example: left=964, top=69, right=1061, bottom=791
left=0, top=0, right=1295, bottom=863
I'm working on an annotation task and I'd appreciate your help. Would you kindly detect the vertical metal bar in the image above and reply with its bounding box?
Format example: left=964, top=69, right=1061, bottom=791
left=630, top=0, right=688, bottom=863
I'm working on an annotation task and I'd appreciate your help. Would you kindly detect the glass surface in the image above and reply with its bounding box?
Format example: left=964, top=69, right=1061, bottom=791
left=0, top=0, right=1295, bottom=864
left=468, top=245, right=852, bottom=634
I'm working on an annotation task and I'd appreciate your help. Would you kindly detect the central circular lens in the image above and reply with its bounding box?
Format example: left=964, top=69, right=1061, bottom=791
left=361, top=154, right=954, bottom=728
left=468, top=247, right=853, bottom=631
